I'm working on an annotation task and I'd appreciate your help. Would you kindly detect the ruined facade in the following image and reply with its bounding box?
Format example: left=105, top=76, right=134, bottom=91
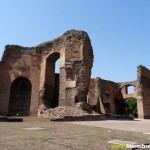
left=0, top=30, right=94, bottom=119
left=0, top=30, right=150, bottom=119
left=88, top=65, right=150, bottom=119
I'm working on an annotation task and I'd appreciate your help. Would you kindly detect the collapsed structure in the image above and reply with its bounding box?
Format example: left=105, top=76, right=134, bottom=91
left=0, top=30, right=150, bottom=119
left=89, top=66, right=150, bottom=119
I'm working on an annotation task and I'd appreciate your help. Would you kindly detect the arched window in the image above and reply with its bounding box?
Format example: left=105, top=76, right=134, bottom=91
left=127, top=86, right=134, bottom=94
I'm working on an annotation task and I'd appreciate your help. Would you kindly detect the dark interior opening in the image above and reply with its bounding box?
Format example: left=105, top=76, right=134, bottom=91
left=9, top=77, right=32, bottom=116
left=44, top=52, right=60, bottom=108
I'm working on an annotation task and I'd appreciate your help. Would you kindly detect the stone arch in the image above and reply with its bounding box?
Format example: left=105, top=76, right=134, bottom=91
left=116, top=84, right=137, bottom=116
left=42, top=52, right=60, bottom=108
left=9, top=77, right=32, bottom=116
left=120, top=84, right=136, bottom=99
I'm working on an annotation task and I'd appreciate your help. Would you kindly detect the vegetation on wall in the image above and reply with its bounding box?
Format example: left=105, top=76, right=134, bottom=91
left=125, top=98, right=137, bottom=117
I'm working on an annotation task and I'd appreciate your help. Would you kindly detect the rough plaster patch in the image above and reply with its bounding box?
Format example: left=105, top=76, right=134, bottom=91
left=60, top=55, right=65, bottom=68
left=66, top=81, right=76, bottom=88
left=108, top=140, right=137, bottom=145
left=23, top=127, right=45, bottom=131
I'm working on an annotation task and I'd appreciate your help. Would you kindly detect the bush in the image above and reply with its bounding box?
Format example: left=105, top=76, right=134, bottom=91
left=125, top=98, right=137, bottom=117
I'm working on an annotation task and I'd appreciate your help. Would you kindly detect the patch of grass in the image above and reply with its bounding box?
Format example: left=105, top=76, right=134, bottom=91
left=41, top=137, right=49, bottom=142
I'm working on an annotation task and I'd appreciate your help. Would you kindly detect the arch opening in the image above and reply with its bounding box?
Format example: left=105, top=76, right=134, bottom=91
left=44, top=52, right=60, bottom=108
left=125, top=97, right=137, bottom=118
left=115, top=97, right=138, bottom=118
left=9, top=77, right=32, bottom=116
left=127, top=86, right=134, bottom=94
left=115, top=85, right=138, bottom=118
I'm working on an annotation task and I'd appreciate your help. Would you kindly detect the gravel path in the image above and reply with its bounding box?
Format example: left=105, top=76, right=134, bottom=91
left=67, top=119, right=150, bottom=133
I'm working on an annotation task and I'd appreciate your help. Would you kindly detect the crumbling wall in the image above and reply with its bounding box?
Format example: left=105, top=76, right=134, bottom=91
left=0, top=61, right=5, bottom=115
left=118, top=81, right=137, bottom=99
left=89, top=65, right=150, bottom=119
left=2, top=29, right=149, bottom=119
left=116, top=81, right=137, bottom=115
left=0, top=30, right=93, bottom=117
left=38, top=30, right=93, bottom=115
left=88, top=77, right=119, bottom=114
left=99, top=78, right=119, bottom=114
left=0, top=45, right=41, bottom=115
left=137, top=65, right=150, bottom=119
left=88, top=78, right=95, bottom=107
left=88, top=77, right=141, bottom=117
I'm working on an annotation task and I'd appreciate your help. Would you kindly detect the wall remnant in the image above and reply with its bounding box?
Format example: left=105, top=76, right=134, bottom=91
left=0, top=30, right=105, bottom=120
left=88, top=66, right=150, bottom=119
left=0, top=30, right=149, bottom=119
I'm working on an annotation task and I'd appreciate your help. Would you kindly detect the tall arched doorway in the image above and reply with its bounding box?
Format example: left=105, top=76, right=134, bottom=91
left=9, top=77, right=32, bottom=116
left=44, top=52, right=60, bottom=108
left=116, top=85, right=138, bottom=117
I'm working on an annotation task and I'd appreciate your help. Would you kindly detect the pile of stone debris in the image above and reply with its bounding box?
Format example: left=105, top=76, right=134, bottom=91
left=39, top=102, right=105, bottom=121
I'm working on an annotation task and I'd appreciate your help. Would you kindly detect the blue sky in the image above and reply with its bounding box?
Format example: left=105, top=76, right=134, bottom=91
left=0, top=0, right=150, bottom=82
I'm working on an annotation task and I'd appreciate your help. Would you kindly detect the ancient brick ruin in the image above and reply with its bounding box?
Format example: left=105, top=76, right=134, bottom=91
left=0, top=30, right=150, bottom=119
left=88, top=66, right=150, bottom=119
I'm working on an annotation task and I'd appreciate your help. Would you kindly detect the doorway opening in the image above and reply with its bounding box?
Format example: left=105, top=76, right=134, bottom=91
left=44, top=52, right=60, bottom=108
left=125, top=98, right=137, bottom=117
left=9, top=77, right=32, bottom=116
left=127, top=86, right=134, bottom=94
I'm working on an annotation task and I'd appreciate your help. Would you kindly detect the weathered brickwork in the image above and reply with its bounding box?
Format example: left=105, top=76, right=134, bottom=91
left=0, top=29, right=149, bottom=119
left=88, top=66, right=150, bottom=119
left=0, top=30, right=95, bottom=120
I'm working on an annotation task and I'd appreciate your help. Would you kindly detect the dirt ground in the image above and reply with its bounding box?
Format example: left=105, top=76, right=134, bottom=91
left=67, top=118, right=150, bottom=133
left=0, top=117, right=150, bottom=150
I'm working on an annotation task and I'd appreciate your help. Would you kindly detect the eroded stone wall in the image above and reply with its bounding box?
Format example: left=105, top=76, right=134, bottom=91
left=137, top=65, right=150, bottom=119
left=88, top=78, right=119, bottom=114
left=0, top=45, right=41, bottom=115
left=38, top=30, right=93, bottom=116
left=0, top=29, right=149, bottom=119
left=88, top=72, right=150, bottom=119
left=0, top=30, right=93, bottom=117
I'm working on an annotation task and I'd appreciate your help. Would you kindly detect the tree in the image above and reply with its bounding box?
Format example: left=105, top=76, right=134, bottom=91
left=125, top=98, right=137, bottom=117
